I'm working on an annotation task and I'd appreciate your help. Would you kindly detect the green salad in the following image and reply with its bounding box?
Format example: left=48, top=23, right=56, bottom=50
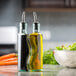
left=56, top=43, right=76, bottom=51
left=43, top=43, right=76, bottom=64
left=43, top=49, right=58, bottom=64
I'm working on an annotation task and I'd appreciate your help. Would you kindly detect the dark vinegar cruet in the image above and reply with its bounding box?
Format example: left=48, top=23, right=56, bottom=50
left=18, top=11, right=29, bottom=71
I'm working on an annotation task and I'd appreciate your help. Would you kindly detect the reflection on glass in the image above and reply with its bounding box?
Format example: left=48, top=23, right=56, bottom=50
left=18, top=72, right=43, bottom=76
left=58, top=68, right=76, bottom=76
left=30, top=72, right=43, bottom=76
left=18, top=72, right=30, bottom=76
left=0, top=72, right=16, bottom=76
left=0, top=65, right=17, bottom=76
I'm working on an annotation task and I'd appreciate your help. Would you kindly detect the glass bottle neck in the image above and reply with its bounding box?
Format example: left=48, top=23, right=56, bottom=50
left=33, top=22, right=40, bottom=33
left=19, top=22, right=27, bottom=34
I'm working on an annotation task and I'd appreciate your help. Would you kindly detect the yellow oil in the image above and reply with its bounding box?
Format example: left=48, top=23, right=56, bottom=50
left=29, top=32, right=43, bottom=72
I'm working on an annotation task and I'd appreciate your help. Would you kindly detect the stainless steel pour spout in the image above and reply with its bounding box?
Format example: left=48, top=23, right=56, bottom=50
left=33, top=12, right=40, bottom=33
left=22, top=11, right=25, bottom=22
left=33, top=12, right=38, bottom=23
left=19, top=11, right=27, bottom=34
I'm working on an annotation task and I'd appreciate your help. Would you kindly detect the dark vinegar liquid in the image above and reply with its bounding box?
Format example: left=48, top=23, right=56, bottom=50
left=18, top=34, right=29, bottom=71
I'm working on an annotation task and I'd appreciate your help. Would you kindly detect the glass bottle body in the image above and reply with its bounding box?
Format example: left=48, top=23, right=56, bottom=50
left=18, top=34, right=29, bottom=71
left=29, top=32, right=43, bottom=72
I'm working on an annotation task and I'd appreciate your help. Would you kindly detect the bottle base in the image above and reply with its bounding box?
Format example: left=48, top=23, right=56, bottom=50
left=18, top=70, right=29, bottom=72
left=30, top=69, right=43, bottom=72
